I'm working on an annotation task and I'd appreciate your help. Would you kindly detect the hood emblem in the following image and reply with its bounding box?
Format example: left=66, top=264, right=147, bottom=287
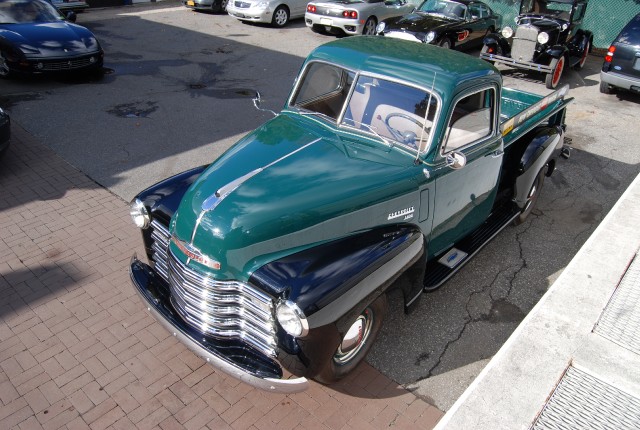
left=172, top=235, right=221, bottom=270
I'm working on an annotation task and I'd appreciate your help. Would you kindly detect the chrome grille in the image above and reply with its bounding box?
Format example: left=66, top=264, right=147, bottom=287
left=40, top=56, right=97, bottom=71
left=150, top=219, right=170, bottom=282
left=168, top=250, right=277, bottom=357
left=511, top=25, right=538, bottom=62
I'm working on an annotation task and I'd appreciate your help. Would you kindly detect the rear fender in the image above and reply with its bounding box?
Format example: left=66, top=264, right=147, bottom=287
left=514, top=126, right=563, bottom=208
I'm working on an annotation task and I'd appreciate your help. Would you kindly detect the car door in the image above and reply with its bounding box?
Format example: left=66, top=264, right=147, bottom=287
left=463, top=2, right=488, bottom=46
left=428, top=84, right=503, bottom=258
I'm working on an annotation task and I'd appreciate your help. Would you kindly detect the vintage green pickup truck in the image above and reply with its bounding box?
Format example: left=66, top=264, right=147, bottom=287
left=129, top=37, right=572, bottom=392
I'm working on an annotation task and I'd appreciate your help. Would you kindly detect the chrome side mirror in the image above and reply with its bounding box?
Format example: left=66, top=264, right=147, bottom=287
left=252, top=91, right=277, bottom=117
left=446, top=151, right=467, bottom=169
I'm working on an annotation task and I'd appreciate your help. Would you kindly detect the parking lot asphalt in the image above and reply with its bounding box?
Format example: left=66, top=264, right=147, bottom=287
left=1, top=0, right=640, bottom=422
left=0, top=123, right=443, bottom=429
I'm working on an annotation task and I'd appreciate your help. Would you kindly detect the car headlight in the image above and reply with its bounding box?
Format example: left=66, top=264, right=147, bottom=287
left=425, top=31, right=436, bottom=43
left=276, top=300, right=309, bottom=337
left=376, top=22, right=386, bottom=34
left=501, top=26, right=513, bottom=38
left=130, top=198, right=150, bottom=229
left=256, top=1, right=269, bottom=8
left=537, top=32, right=549, bottom=44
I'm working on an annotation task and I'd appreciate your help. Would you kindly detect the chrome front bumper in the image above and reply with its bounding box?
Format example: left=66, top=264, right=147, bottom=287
left=480, top=52, right=553, bottom=74
left=129, top=255, right=309, bottom=393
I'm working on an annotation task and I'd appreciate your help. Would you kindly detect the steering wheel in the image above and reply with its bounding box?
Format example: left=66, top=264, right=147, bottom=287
left=384, top=112, right=429, bottom=145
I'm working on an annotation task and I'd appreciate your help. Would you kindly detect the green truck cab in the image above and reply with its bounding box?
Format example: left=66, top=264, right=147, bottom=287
left=129, top=37, right=572, bottom=392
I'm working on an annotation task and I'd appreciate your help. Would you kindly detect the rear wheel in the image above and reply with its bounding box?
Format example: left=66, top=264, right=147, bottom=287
left=599, top=80, right=613, bottom=94
left=271, top=6, right=289, bottom=27
left=574, top=40, right=589, bottom=70
left=315, top=294, right=388, bottom=384
left=362, top=17, right=377, bottom=35
left=514, top=167, right=545, bottom=225
left=545, top=56, right=564, bottom=89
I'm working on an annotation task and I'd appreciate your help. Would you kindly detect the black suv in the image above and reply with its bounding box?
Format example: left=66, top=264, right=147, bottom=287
left=480, top=0, right=592, bottom=89
left=600, top=13, right=640, bottom=94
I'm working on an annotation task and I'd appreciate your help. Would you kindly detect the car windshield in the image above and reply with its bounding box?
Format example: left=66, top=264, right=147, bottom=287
left=290, top=62, right=439, bottom=153
left=519, top=0, right=572, bottom=21
left=0, top=0, right=64, bottom=24
left=417, top=0, right=467, bottom=20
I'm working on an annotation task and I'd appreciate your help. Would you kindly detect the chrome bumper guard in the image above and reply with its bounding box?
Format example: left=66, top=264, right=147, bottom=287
left=480, top=53, right=553, bottom=74
left=129, top=254, right=309, bottom=393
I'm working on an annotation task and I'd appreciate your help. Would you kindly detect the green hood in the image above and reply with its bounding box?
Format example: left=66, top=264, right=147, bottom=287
left=170, top=113, right=421, bottom=279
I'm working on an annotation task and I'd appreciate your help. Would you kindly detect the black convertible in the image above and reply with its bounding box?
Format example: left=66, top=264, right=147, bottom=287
left=376, top=0, right=501, bottom=51
left=0, top=0, right=103, bottom=78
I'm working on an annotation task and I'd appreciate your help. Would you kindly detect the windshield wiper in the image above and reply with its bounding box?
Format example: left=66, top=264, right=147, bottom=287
left=342, top=117, right=395, bottom=148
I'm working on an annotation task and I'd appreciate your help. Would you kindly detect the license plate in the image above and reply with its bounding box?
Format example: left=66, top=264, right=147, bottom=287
left=187, top=0, right=195, bottom=5
left=320, top=18, right=332, bottom=26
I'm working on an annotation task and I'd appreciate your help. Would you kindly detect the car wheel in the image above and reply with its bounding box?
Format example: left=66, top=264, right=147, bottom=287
left=0, top=52, right=12, bottom=79
left=599, top=80, right=613, bottom=94
left=574, top=39, right=589, bottom=70
left=271, top=5, right=289, bottom=27
left=362, top=17, right=377, bottom=35
left=315, top=294, right=388, bottom=384
left=514, top=167, right=545, bottom=225
left=545, top=56, right=564, bottom=89
left=439, top=37, right=453, bottom=49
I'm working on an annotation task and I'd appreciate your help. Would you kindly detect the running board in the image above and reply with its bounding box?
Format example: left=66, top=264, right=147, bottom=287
left=424, top=204, right=520, bottom=292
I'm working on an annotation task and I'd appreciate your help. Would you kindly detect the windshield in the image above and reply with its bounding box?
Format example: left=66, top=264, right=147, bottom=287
left=290, top=61, right=439, bottom=153
left=519, top=0, right=572, bottom=21
left=0, top=0, right=65, bottom=24
left=417, top=0, right=467, bottom=19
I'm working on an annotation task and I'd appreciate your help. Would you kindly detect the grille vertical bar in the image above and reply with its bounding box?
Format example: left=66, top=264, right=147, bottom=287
left=511, top=25, right=539, bottom=62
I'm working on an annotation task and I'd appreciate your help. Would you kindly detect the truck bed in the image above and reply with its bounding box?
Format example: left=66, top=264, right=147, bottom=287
left=500, top=85, right=573, bottom=148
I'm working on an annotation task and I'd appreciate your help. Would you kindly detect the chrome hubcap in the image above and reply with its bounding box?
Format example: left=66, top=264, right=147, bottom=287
left=334, top=309, right=373, bottom=364
left=275, top=10, right=287, bottom=25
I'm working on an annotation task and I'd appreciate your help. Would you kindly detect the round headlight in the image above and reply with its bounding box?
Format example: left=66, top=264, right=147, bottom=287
left=376, top=22, right=386, bottom=34
left=425, top=31, right=436, bottom=43
left=130, top=198, right=150, bottom=229
left=276, top=300, right=308, bottom=337
left=537, top=32, right=549, bottom=44
left=501, top=26, right=513, bottom=39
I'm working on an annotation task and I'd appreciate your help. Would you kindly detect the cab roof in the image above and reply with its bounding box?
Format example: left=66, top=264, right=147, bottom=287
left=304, top=36, right=500, bottom=98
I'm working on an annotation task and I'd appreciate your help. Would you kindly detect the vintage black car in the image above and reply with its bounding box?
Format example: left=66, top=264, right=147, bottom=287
left=600, top=13, right=640, bottom=94
left=376, top=0, right=501, bottom=50
left=480, top=0, right=592, bottom=89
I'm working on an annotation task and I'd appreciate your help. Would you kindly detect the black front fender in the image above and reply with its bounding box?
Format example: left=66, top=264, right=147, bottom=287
left=250, top=225, right=425, bottom=378
left=483, top=33, right=511, bottom=57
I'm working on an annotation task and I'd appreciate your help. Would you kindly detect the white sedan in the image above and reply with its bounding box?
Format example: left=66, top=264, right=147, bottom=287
left=305, top=0, right=415, bottom=35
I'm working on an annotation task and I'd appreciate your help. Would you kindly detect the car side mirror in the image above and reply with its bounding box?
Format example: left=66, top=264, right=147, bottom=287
left=66, top=11, right=77, bottom=23
left=252, top=91, right=277, bottom=116
left=446, top=151, right=467, bottom=169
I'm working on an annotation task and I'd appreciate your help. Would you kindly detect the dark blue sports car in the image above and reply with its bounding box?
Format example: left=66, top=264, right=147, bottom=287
left=0, top=0, right=103, bottom=77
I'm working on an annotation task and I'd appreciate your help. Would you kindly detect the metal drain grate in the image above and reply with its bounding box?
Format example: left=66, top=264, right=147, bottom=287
left=594, top=254, right=640, bottom=355
left=531, top=366, right=640, bottom=430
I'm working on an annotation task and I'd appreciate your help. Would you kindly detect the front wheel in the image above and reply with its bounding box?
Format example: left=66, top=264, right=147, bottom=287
left=545, top=56, right=565, bottom=89
left=271, top=5, right=289, bottom=27
left=315, top=294, right=388, bottom=384
left=0, top=52, right=12, bottom=79
left=362, top=17, right=377, bottom=35
left=439, top=37, right=453, bottom=49
left=514, top=167, right=545, bottom=225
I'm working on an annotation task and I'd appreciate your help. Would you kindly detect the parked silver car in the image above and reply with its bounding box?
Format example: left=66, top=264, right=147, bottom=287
left=226, top=0, right=308, bottom=27
left=305, top=0, right=415, bottom=36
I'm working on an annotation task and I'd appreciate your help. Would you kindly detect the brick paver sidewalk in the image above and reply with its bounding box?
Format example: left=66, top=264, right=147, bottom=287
left=0, top=125, right=443, bottom=430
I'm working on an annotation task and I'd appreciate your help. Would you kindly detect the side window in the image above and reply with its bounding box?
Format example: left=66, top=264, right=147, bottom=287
left=443, top=88, right=495, bottom=153
left=468, top=4, right=480, bottom=18
left=291, top=62, right=354, bottom=120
